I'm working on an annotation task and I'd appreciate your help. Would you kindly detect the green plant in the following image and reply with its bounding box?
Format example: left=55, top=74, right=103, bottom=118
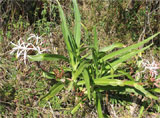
left=28, top=0, right=160, bottom=117
left=33, top=2, right=57, bottom=35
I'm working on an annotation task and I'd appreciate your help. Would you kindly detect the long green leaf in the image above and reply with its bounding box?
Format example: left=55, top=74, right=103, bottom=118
left=43, top=71, right=55, bottom=79
left=57, top=0, right=72, bottom=51
left=94, top=78, right=158, bottom=100
left=95, top=85, right=139, bottom=96
left=56, top=0, right=75, bottom=66
left=73, top=0, right=81, bottom=48
left=100, top=32, right=160, bottom=62
left=82, top=69, right=91, bottom=100
left=41, top=82, right=64, bottom=101
left=149, top=88, right=160, bottom=93
left=131, top=82, right=158, bottom=100
left=93, top=26, right=98, bottom=52
left=96, top=74, right=124, bottom=80
left=99, top=43, right=124, bottom=52
left=28, top=53, right=69, bottom=61
left=138, top=104, right=145, bottom=118
left=92, top=49, right=99, bottom=77
left=105, top=44, right=151, bottom=69
left=94, top=77, right=124, bottom=86
left=96, top=92, right=103, bottom=118
left=71, top=101, right=83, bottom=114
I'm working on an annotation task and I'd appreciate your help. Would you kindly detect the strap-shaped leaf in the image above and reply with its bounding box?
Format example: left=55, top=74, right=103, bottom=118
left=100, top=32, right=160, bottom=62
left=105, top=44, right=151, bottom=69
left=94, top=78, right=158, bottom=100
left=73, top=0, right=81, bottom=48
left=131, top=82, right=158, bottom=100
left=96, top=92, right=104, bottom=118
left=149, top=88, right=160, bottom=93
left=43, top=71, right=55, bottom=79
left=138, top=104, right=145, bottom=118
left=94, top=77, right=124, bottom=86
left=82, top=69, right=91, bottom=100
left=28, top=53, right=69, bottom=62
left=56, top=0, right=75, bottom=66
left=95, top=85, right=139, bottom=96
left=93, top=26, right=98, bottom=53
left=99, top=43, right=124, bottom=52
left=71, top=101, right=83, bottom=114
left=41, top=82, right=64, bottom=102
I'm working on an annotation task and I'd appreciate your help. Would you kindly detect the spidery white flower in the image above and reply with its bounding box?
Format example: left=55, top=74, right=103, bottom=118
left=10, top=34, right=49, bottom=65
left=141, top=56, right=160, bottom=79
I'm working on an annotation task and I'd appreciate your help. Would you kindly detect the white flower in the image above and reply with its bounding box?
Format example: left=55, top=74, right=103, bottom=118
left=10, top=34, right=50, bottom=65
left=141, top=56, right=160, bottom=79
left=27, top=34, right=43, bottom=45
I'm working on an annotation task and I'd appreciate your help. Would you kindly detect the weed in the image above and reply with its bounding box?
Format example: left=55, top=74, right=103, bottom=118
left=28, top=0, right=160, bottom=117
